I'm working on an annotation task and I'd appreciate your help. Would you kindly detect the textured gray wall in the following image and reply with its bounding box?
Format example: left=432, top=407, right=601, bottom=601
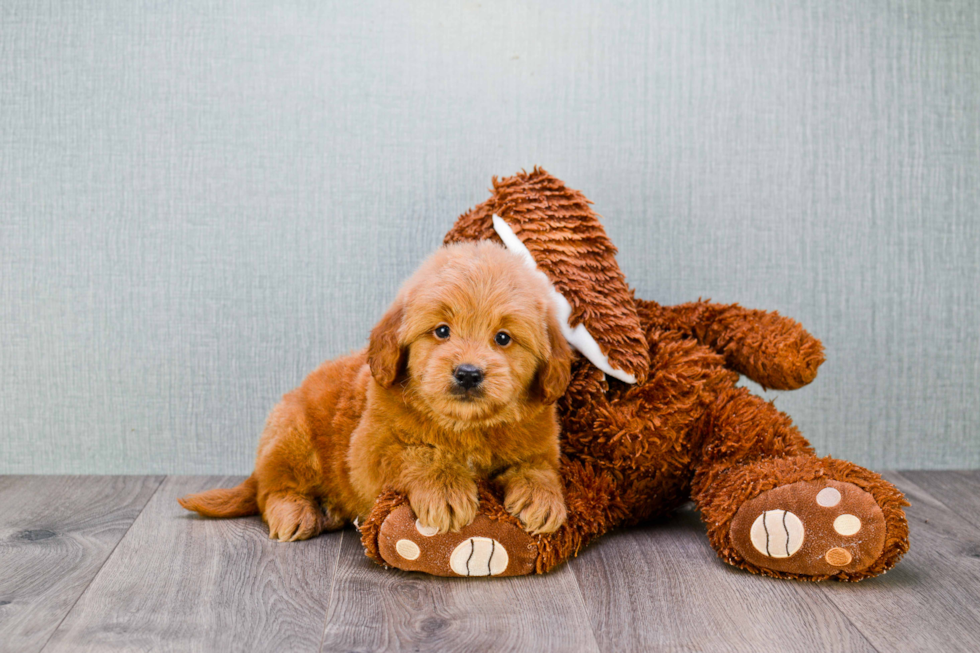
left=2, top=0, right=978, bottom=473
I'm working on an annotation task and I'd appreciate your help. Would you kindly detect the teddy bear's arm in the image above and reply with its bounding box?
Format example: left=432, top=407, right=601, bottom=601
left=637, top=299, right=825, bottom=391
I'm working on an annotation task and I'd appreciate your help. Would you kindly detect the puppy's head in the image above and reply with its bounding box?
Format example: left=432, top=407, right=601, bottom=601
left=368, top=241, right=571, bottom=427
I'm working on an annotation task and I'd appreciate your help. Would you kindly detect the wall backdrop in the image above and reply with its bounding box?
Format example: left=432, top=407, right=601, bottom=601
left=2, top=0, right=978, bottom=473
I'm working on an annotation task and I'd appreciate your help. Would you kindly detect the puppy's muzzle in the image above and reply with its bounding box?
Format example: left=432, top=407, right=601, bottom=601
left=453, top=364, right=484, bottom=391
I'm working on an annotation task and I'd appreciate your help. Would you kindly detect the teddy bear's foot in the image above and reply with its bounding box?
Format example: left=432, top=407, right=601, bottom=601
left=374, top=504, right=538, bottom=577
left=362, top=468, right=626, bottom=577
left=729, top=480, right=887, bottom=577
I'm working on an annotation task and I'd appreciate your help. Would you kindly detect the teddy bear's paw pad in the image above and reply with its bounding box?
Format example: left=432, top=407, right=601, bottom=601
left=748, top=509, right=805, bottom=558
left=449, top=537, right=509, bottom=576
left=730, top=480, right=886, bottom=576
left=377, top=505, right=537, bottom=577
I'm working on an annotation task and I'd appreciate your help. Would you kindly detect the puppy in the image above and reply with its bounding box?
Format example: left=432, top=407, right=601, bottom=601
left=179, top=241, right=571, bottom=541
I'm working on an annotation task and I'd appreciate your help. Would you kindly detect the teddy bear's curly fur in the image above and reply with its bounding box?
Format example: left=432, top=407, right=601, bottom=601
left=360, top=168, right=909, bottom=581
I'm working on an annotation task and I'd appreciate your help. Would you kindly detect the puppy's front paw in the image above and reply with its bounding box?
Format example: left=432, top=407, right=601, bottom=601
left=504, top=480, right=567, bottom=535
left=409, top=480, right=479, bottom=534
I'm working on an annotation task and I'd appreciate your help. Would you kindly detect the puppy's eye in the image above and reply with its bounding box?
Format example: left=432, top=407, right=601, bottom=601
left=434, top=325, right=451, bottom=340
left=494, top=331, right=511, bottom=346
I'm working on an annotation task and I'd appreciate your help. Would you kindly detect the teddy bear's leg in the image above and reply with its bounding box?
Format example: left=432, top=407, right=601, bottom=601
left=691, top=387, right=909, bottom=581
left=359, top=462, right=625, bottom=577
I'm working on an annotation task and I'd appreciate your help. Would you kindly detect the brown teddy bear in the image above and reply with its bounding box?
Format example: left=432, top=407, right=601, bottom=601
left=360, top=168, right=910, bottom=581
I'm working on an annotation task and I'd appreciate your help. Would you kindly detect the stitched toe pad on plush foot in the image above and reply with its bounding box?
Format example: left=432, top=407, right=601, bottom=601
left=377, top=505, right=538, bottom=577
left=730, top=480, right=886, bottom=577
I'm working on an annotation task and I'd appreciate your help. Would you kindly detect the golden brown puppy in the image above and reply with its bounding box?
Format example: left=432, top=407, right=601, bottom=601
left=179, top=241, right=571, bottom=541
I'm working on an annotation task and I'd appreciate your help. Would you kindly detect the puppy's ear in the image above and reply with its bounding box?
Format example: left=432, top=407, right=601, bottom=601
left=368, top=300, right=407, bottom=388
left=533, top=310, right=572, bottom=405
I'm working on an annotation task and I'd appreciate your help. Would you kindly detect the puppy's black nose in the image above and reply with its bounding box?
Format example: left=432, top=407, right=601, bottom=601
left=453, top=364, right=484, bottom=389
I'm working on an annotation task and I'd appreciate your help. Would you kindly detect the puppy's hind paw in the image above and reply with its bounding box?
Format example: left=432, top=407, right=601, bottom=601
left=264, top=493, right=328, bottom=542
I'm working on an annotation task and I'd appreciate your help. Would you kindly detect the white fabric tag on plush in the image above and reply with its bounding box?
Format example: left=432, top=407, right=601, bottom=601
left=492, top=215, right=637, bottom=384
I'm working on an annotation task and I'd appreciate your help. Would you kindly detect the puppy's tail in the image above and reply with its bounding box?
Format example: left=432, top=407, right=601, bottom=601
left=178, top=474, right=259, bottom=518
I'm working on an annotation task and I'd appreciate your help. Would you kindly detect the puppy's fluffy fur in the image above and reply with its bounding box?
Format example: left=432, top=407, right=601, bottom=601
left=179, top=241, right=571, bottom=541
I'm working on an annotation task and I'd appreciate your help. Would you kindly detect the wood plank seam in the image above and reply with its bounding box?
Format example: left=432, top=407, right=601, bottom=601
left=807, top=584, right=883, bottom=653
left=34, top=475, right=166, bottom=653
left=565, top=559, right=604, bottom=653
left=317, top=528, right=347, bottom=653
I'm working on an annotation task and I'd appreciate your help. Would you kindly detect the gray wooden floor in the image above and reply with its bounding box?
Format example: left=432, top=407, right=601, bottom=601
left=1, top=472, right=978, bottom=652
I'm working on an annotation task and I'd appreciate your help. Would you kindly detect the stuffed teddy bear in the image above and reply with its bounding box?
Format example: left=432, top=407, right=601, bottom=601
left=359, top=168, right=910, bottom=581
